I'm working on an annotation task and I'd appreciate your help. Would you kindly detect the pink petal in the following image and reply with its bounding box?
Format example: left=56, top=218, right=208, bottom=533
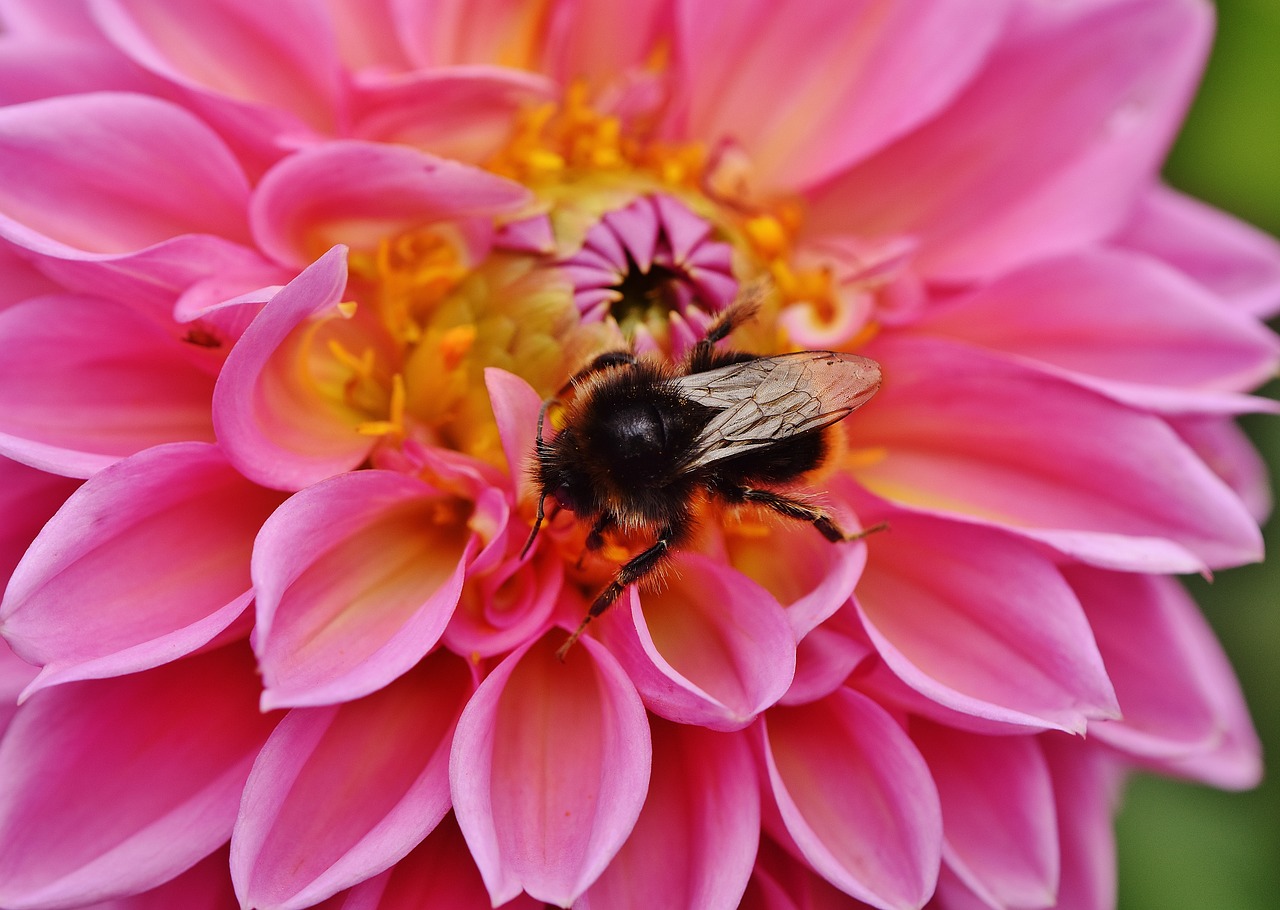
left=354, top=67, right=555, bottom=163
left=0, top=92, right=251, bottom=254
left=254, top=469, right=479, bottom=709
left=671, top=0, right=1009, bottom=191
left=779, top=604, right=873, bottom=707
left=0, top=294, right=217, bottom=477
left=444, top=545, right=562, bottom=658
left=578, top=719, right=758, bottom=910
left=451, top=633, right=651, bottom=907
left=806, top=0, right=1211, bottom=281
left=0, top=456, right=79, bottom=590
left=914, top=249, right=1280, bottom=409
left=1173, top=415, right=1272, bottom=524
left=0, top=35, right=164, bottom=105
left=79, top=849, right=239, bottom=910
left=0, top=1, right=103, bottom=38
left=853, top=336, right=1263, bottom=572
left=761, top=689, right=941, bottom=909
left=249, top=140, right=530, bottom=267
left=601, top=555, right=795, bottom=731
left=93, top=0, right=342, bottom=134
left=213, top=245, right=378, bottom=491
left=484, top=367, right=543, bottom=501
left=233, top=651, right=473, bottom=910
left=0, top=644, right=276, bottom=909
left=1042, top=741, right=1120, bottom=910
left=1115, top=184, right=1280, bottom=318
left=1069, top=567, right=1262, bottom=789
left=912, top=722, right=1058, bottom=910
left=0, top=237, right=58, bottom=308
left=336, top=816, right=543, bottom=910
left=323, top=0, right=413, bottom=74
left=854, top=511, right=1118, bottom=733
left=539, top=0, right=673, bottom=88
left=1, top=443, right=282, bottom=695
left=0, top=638, right=37, bottom=737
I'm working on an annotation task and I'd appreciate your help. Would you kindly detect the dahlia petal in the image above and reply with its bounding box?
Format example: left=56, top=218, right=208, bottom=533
left=444, top=546, right=562, bottom=658
left=92, top=0, right=342, bottom=134
left=249, top=140, right=530, bottom=267
left=337, top=816, right=542, bottom=910
left=233, top=652, right=473, bottom=910
left=1, top=443, right=282, bottom=694
left=213, top=245, right=376, bottom=491
left=0, top=238, right=57, bottom=308
left=854, top=511, right=1118, bottom=733
left=0, top=645, right=276, bottom=909
left=0, top=639, right=37, bottom=736
left=354, top=67, right=555, bottom=163
left=451, top=634, right=651, bottom=907
left=854, top=336, right=1263, bottom=572
left=1116, top=184, right=1280, bottom=318
left=538, top=0, right=672, bottom=87
left=0, top=456, right=79, bottom=590
left=761, top=689, right=941, bottom=909
left=602, top=555, right=795, bottom=731
left=915, top=250, right=1280, bottom=408
left=913, top=723, right=1058, bottom=910
left=254, top=469, right=478, bottom=709
left=807, top=0, right=1211, bottom=281
left=578, top=720, right=758, bottom=910
left=485, top=367, right=544, bottom=500
left=672, top=0, right=1009, bottom=190
left=1042, top=742, right=1119, bottom=910
left=0, top=1, right=102, bottom=37
left=1070, top=568, right=1262, bottom=788
left=1173, top=415, right=1272, bottom=523
left=780, top=605, right=873, bottom=707
left=0, top=92, right=251, bottom=253
left=323, top=0, right=413, bottom=74
left=78, top=848, right=239, bottom=910
left=0, top=295, right=217, bottom=477
left=0, top=36, right=162, bottom=105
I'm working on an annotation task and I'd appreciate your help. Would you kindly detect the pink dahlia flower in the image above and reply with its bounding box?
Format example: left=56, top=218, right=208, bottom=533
left=0, top=1, right=1276, bottom=908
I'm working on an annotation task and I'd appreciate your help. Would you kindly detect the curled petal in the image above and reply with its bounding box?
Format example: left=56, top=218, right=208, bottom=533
left=213, top=245, right=375, bottom=491
left=253, top=469, right=479, bottom=709
left=0, top=645, right=276, bottom=909
left=854, top=336, right=1263, bottom=572
left=1, top=442, right=281, bottom=695
left=579, top=720, right=758, bottom=910
left=603, top=555, right=795, bottom=731
left=232, top=652, right=473, bottom=910
left=761, top=689, right=942, bottom=909
left=451, top=633, right=650, bottom=907
left=1069, top=567, right=1262, bottom=789
left=0, top=294, right=217, bottom=476
left=1116, top=184, right=1280, bottom=318
left=854, top=511, right=1117, bottom=733
left=250, top=140, right=530, bottom=267
left=912, top=722, right=1058, bottom=910
left=0, top=92, right=250, bottom=254
left=780, top=604, right=873, bottom=707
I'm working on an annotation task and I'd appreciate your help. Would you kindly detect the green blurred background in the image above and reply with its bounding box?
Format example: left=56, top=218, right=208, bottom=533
left=1119, top=0, right=1280, bottom=907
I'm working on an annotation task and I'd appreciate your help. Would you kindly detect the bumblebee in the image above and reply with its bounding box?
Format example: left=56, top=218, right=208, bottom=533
left=523, top=303, right=882, bottom=658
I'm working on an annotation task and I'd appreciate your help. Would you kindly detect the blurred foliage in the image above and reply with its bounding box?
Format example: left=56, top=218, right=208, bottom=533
left=1118, top=1, right=1280, bottom=908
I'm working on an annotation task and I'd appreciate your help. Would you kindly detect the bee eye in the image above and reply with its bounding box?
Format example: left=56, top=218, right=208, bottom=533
left=553, top=484, right=576, bottom=511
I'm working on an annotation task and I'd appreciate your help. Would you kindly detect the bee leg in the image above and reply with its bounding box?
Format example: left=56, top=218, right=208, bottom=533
left=576, top=512, right=615, bottom=569
left=735, top=487, right=886, bottom=543
left=558, top=351, right=637, bottom=395
left=557, top=525, right=676, bottom=661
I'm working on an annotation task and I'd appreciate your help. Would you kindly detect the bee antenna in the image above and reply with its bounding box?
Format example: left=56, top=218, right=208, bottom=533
left=519, top=490, right=546, bottom=560
left=520, top=399, right=554, bottom=560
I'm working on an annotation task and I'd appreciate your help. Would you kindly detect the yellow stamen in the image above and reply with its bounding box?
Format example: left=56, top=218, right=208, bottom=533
left=440, top=325, right=477, bottom=370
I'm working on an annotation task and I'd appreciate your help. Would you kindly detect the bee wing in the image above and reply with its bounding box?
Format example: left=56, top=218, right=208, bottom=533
left=673, top=351, right=881, bottom=469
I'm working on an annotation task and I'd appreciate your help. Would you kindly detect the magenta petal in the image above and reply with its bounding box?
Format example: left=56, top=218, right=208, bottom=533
left=1, top=442, right=282, bottom=694
left=579, top=720, right=758, bottom=910
left=761, top=689, right=941, bottom=909
left=254, top=469, right=477, bottom=709
left=1042, top=741, right=1119, bottom=910
left=913, top=722, right=1058, bottom=909
left=0, top=645, right=276, bottom=909
left=855, top=511, right=1117, bottom=732
left=0, top=294, right=217, bottom=476
left=233, top=652, right=473, bottom=910
left=1174, top=415, right=1272, bottom=524
left=1116, top=184, right=1280, bottom=318
left=0, top=456, right=79, bottom=590
left=484, top=367, right=542, bottom=500
left=451, top=634, right=651, bottom=907
left=855, top=336, right=1263, bottom=572
left=250, top=140, right=530, bottom=267
left=0, top=92, right=250, bottom=253
left=672, top=0, right=1009, bottom=191
left=603, top=555, right=795, bottom=731
left=0, top=639, right=37, bottom=736
left=0, top=36, right=163, bottom=106
left=213, top=245, right=375, bottom=491
left=1070, top=567, right=1262, bottom=788
left=78, top=848, right=239, bottom=910
left=780, top=605, right=873, bottom=706
left=807, top=0, right=1211, bottom=281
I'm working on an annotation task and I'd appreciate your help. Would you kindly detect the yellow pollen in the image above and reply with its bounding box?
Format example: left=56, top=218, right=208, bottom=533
left=843, top=446, right=889, bottom=470
left=356, top=373, right=406, bottom=439
left=744, top=215, right=789, bottom=259
left=440, top=324, right=477, bottom=370
left=336, top=301, right=358, bottom=319
left=327, top=339, right=376, bottom=381
left=601, top=542, right=632, bottom=563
